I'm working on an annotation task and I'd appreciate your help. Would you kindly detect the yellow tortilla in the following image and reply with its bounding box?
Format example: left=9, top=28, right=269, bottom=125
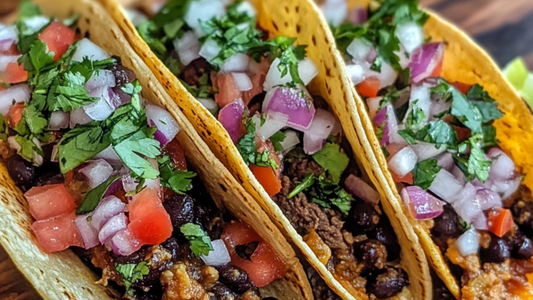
left=100, top=0, right=432, bottom=299
left=0, top=1, right=313, bottom=299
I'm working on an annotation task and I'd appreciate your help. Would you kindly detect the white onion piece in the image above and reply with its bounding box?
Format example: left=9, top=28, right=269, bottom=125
left=0, top=25, right=18, bottom=51
left=345, top=174, right=379, bottom=205
left=298, top=57, right=319, bottom=86
left=173, top=31, right=200, bottom=66
left=199, top=38, right=222, bottom=62
left=429, top=169, right=463, bottom=203
left=263, top=58, right=291, bottom=91
left=346, top=64, right=366, bottom=85
left=429, top=96, right=451, bottom=121
left=85, top=69, right=116, bottom=91
left=94, top=145, right=122, bottom=164
left=262, top=86, right=315, bottom=131
left=388, top=146, right=418, bottom=177
left=24, top=16, right=49, bottom=34
left=48, top=111, right=70, bottom=130
left=257, top=112, right=289, bottom=141
left=79, top=159, right=114, bottom=188
left=72, top=38, right=111, bottom=62
left=487, top=148, right=515, bottom=181
left=451, top=165, right=466, bottom=184
left=0, top=84, right=30, bottom=116
left=0, top=55, right=20, bottom=72
left=395, top=22, right=424, bottom=54
left=476, top=187, right=502, bottom=211
left=411, top=143, right=446, bottom=161
left=279, top=130, right=300, bottom=153
left=231, top=73, right=253, bottom=92
left=200, top=239, right=231, bottom=266
left=347, top=38, right=372, bottom=62
left=235, top=1, right=256, bottom=16
left=500, top=175, right=521, bottom=200
left=111, top=229, right=141, bottom=256
left=321, top=0, right=347, bottom=27
left=69, top=108, right=92, bottom=128
left=75, top=213, right=99, bottom=249
left=221, top=53, right=249, bottom=73
left=184, top=0, right=225, bottom=37
left=83, top=89, right=116, bottom=121
left=146, top=104, right=180, bottom=146
left=456, top=228, right=479, bottom=256
left=32, top=137, right=43, bottom=166
left=384, top=103, right=407, bottom=146
left=452, top=183, right=479, bottom=222
left=436, top=152, right=454, bottom=171
left=366, top=97, right=382, bottom=120
left=367, top=61, right=397, bottom=89
left=98, top=213, right=128, bottom=244
left=197, top=98, right=219, bottom=115
left=403, top=83, right=431, bottom=128
left=122, top=175, right=137, bottom=194
left=303, top=109, right=336, bottom=155
left=92, top=196, right=126, bottom=231
left=395, top=46, right=410, bottom=69
left=7, top=136, right=20, bottom=151
left=471, top=213, right=488, bottom=231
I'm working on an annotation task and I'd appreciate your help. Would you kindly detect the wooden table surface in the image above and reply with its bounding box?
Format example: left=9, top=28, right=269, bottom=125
left=2, top=0, right=533, bottom=299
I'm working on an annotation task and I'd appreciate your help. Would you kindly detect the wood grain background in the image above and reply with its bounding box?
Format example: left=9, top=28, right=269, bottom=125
left=1, top=0, right=533, bottom=299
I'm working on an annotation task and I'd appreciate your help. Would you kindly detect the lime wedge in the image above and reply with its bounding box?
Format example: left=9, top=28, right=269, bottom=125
left=503, top=57, right=529, bottom=90
left=520, top=73, right=533, bottom=110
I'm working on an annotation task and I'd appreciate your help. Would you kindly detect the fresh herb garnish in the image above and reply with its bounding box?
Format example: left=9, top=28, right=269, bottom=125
left=270, top=131, right=286, bottom=152
left=312, top=142, right=350, bottom=183
left=76, top=176, right=121, bottom=215
left=236, top=118, right=257, bottom=165
left=115, top=262, right=150, bottom=296
left=413, top=158, right=441, bottom=190
left=180, top=223, right=213, bottom=257
left=158, top=155, right=196, bottom=194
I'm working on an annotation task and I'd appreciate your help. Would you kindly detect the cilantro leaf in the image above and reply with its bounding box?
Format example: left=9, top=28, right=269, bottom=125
left=22, top=105, right=48, bottom=134
left=468, top=143, right=492, bottom=182
left=14, top=135, right=40, bottom=163
left=76, top=176, right=121, bottom=215
left=158, top=155, right=196, bottom=194
left=470, top=101, right=503, bottom=123
left=413, top=158, right=441, bottom=190
left=270, top=131, right=286, bottom=152
left=0, top=115, right=8, bottom=141
left=405, top=100, right=425, bottom=131
left=466, top=84, right=494, bottom=102
left=236, top=118, right=257, bottom=165
left=116, top=262, right=150, bottom=296
left=450, top=89, right=483, bottom=133
left=29, top=40, right=55, bottom=72
left=180, top=223, right=213, bottom=257
left=288, top=173, right=316, bottom=199
left=312, top=142, right=349, bottom=183
left=114, top=134, right=161, bottom=179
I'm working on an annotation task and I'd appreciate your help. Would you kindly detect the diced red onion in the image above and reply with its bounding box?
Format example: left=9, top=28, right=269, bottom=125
left=455, top=228, right=479, bottom=256
left=70, top=108, right=92, bottom=128
left=0, top=84, right=30, bottom=116
left=429, top=169, right=464, bottom=203
left=346, top=64, right=366, bottom=85
left=94, top=145, right=122, bottom=164
left=173, top=31, right=200, bottom=66
left=452, top=183, right=481, bottom=223
left=79, top=159, right=113, bottom=188
left=347, top=5, right=367, bottom=24
left=98, top=213, right=128, bottom=244
left=436, top=152, right=454, bottom=171
left=0, top=55, right=20, bottom=72
left=200, top=239, right=231, bottom=266
left=487, top=148, right=515, bottom=181
left=495, top=172, right=521, bottom=200
left=146, top=104, right=181, bottom=146
left=48, top=111, right=70, bottom=130
left=395, top=22, right=424, bottom=54
left=279, top=130, right=300, bottom=153
left=122, top=175, right=137, bottom=194
left=85, top=69, right=116, bottom=91
left=218, top=98, right=246, bottom=144
left=401, top=186, right=444, bottom=220
left=263, top=87, right=315, bottom=131
left=199, top=38, right=222, bottom=61
left=104, top=179, right=123, bottom=199
left=83, top=91, right=116, bottom=121
left=366, top=47, right=378, bottom=64
left=75, top=213, right=99, bottom=249
left=232, top=72, right=253, bottom=92
left=92, top=195, right=126, bottom=231
left=451, top=165, right=466, bottom=184
left=410, top=43, right=445, bottom=83
left=345, top=174, right=379, bottom=205
left=72, top=38, right=111, bottom=62
left=321, top=0, right=348, bottom=27
left=0, top=25, right=18, bottom=51
left=475, top=187, right=502, bottom=211
left=256, top=112, right=289, bottom=141
left=388, top=146, right=417, bottom=177
left=411, top=142, right=446, bottom=161
left=184, top=0, right=224, bottom=37
left=303, top=108, right=335, bottom=155
left=221, top=53, right=249, bottom=74
left=111, top=228, right=141, bottom=256
left=347, top=38, right=372, bottom=63
left=373, top=107, right=389, bottom=146
left=471, top=212, right=488, bottom=230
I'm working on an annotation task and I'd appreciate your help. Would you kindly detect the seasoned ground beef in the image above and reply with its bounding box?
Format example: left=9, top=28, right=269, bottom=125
left=284, top=157, right=324, bottom=181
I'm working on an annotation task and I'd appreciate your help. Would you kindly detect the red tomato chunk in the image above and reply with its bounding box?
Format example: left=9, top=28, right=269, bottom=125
left=38, top=22, right=75, bottom=61
left=128, top=188, right=172, bottom=245
left=32, top=212, right=83, bottom=253
left=25, top=184, right=77, bottom=221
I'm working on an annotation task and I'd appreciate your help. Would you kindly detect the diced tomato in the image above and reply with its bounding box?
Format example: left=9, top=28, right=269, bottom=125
left=450, top=81, right=473, bottom=95
left=38, top=22, right=75, bottom=61
left=487, top=207, right=513, bottom=237
left=221, top=221, right=286, bottom=287
left=128, top=188, right=172, bottom=245
left=242, top=72, right=265, bottom=105
left=32, top=212, right=84, bottom=253
left=356, top=76, right=380, bottom=98
left=451, top=125, right=471, bottom=142
left=214, top=73, right=242, bottom=109
left=24, top=184, right=77, bottom=221
left=256, top=138, right=281, bottom=176
left=250, top=165, right=281, bottom=197
left=8, top=103, right=25, bottom=127
left=391, top=171, right=413, bottom=185
left=430, top=59, right=443, bottom=77
left=163, top=138, right=187, bottom=170
left=2, top=62, right=28, bottom=84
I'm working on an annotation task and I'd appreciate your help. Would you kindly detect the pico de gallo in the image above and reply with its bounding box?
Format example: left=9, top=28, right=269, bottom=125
left=324, top=0, right=533, bottom=298
left=132, top=0, right=410, bottom=298
left=0, top=2, right=287, bottom=299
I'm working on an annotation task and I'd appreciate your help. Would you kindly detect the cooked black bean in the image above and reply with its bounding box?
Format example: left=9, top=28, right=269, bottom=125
left=208, top=283, right=241, bottom=300
left=366, top=267, right=409, bottom=299
left=371, top=217, right=400, bottom=261
left=218, top=264, right=254, bottom=294
left=510, top=231, right=533, bottom=259
left=480, top=233, right=510, bottom=263
left=432, top=205, right=461, bottom=236
left=180, top=58, right=211, bottom=87
left=6, top=154, right=35, bottom=190
left=160, top=238, right=180, bottom=261
left=111, top=64, right=136, bottom=87
left=511, top=200, right=533, bottom=236
left=163, top=193, right=200, bottom=240
left=344, top=201, right=380, bottom=235
left=353, top=240, right=387, bottom=271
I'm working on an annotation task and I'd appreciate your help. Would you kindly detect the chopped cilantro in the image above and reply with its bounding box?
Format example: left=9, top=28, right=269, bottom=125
left=450, top=89, right=483, bottom=133
left=76, top=176, right=121, bottom=215
left=158, top=155, right=196, bottom=194
left=466, top=84, right=494, bottom=102
left=405, top=100, right=425, bottom=131
left=288, top=173, right=315, bottom=199
left=115, top=262, right=150, bottom=296
left=270, top=131, right=286, bottom=152
left=236, top=118, right=257, bottom=165
left=470, top=101, right=503, bottom=123
left=180, top=223, right=213, bottom=257
left=114, top=135, right=161, bottom=179
left=14, top=135, right=41, bottom=163
left=254, top=150, right=279, bottom=170
left=413, top=158, right=441, bottom=190
left=312, top=142, right=350, bottom=183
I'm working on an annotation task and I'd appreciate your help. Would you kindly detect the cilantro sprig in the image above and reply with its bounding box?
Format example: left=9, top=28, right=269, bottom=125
left=180, top=223, right=213, bottom=257
left=116, top=262, right=150, bottom=296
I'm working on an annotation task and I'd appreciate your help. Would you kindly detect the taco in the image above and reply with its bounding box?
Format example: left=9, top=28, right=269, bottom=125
left=0, top=1, right=314, bottom=299
left=320, top=0, right=533, bottom=298
left=99, top=0, right=432, bottom=299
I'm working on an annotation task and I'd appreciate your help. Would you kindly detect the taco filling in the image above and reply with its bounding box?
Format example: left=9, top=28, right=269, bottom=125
left=132, top=0, right=409, bottom=298
left=0, top=2, right=287, bottom=299
left=324, top=0, right=533, bottom=297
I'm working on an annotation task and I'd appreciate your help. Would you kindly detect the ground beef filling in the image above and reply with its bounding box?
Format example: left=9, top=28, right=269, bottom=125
left=273, top=156, right=408, bottom=298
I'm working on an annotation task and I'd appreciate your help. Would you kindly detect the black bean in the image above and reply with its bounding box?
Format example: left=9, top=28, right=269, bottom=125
left=432, top=205, right=461, bottom=236
left=180, top=58, right=211, bottom=87
left=6, top=154, right=35, bottom=191
left=160, top=238, right=180, bottom=261
left=480, top=233, right=510, bottom=263
left=208, top=283, right=241, bottom=300
left=371, top=217, right=400, bottom=261
left=366, top=267, right=409, bottom=299
left=163, top=194, right=199, bottom=234
left=353, top=240, right=387, bottom=271
left=344, top=201, right=380, bottom=235
left=110, top=64, right=136, bottom=87
left=33, top=172, right=64, bottom=187
left=510, top=231, right=533, bottom=259
left=511, top=200, right=533, bottom=236
left=218, top=264, right=254, bottom=294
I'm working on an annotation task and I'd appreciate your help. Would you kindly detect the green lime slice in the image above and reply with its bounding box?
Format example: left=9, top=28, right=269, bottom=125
left=503, top=57, right=529, bottom=90
left=520, top=73, right=533, bottom=110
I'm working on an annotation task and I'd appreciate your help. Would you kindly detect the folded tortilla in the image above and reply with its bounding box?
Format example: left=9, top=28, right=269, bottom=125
left=99, top=0, right=432, bottom=299
left=0, top=1, right=313, bottom=299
